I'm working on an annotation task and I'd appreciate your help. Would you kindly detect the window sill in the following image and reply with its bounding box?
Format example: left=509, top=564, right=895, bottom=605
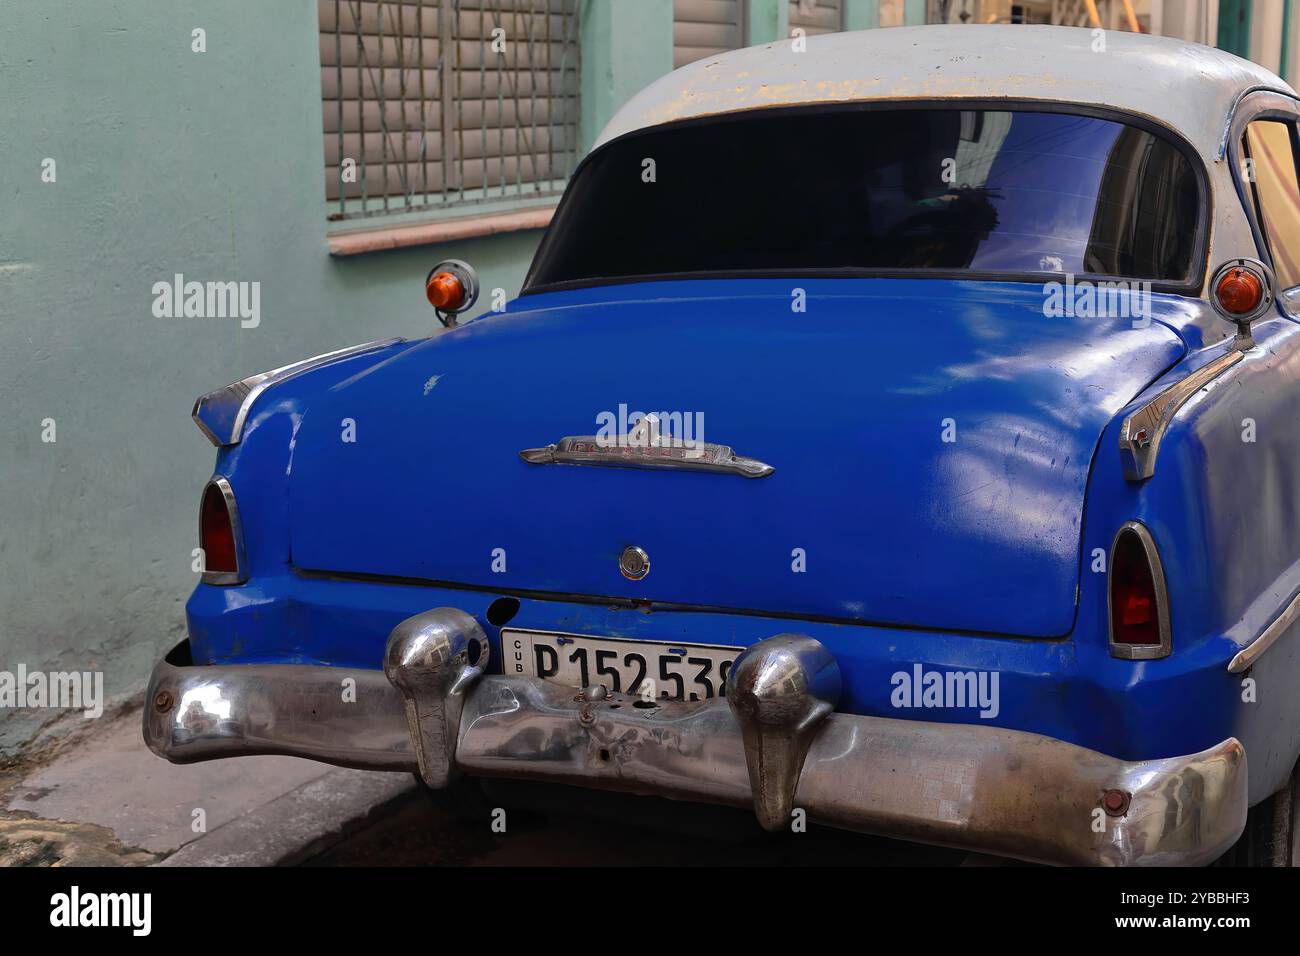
left=327, top=205, right=556, bottom=257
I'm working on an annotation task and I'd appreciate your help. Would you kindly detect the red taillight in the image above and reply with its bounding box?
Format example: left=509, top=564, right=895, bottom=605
left=200, top=480, right=239, bottom=576
left=1109, top=524, right=1167, bottom=652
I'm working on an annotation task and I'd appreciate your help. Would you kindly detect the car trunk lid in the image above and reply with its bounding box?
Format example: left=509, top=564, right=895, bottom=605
left=286, top=279, right=1186, bottom=638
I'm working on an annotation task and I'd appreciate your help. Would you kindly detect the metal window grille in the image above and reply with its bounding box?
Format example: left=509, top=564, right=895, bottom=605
left=320, top=0, right=581, bottom=223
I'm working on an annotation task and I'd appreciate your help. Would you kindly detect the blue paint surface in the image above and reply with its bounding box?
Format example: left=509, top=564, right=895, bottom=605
left=286, top=279, right=1184, bottom=638
left=189, top=278, right=1300, bottom=803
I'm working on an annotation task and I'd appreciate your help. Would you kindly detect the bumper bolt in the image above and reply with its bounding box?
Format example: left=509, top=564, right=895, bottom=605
left=1102, top=788, right=1130, bottom=817
left=153, top=690, right=174, bottom=714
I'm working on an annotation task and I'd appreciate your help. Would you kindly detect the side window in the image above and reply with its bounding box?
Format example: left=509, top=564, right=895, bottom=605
left=1243, top=120, right=1300, bottom=290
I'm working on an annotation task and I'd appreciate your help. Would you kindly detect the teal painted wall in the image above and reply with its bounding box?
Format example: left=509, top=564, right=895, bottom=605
left=747, top=0, right=789, bottom=45
left=844, top=0, right=882, bottom=31
left=0, top=0, right=545, bottom=751
left=581, top=0, right=674, bottom=152
left=1218, top=0, right=1253, bottom=57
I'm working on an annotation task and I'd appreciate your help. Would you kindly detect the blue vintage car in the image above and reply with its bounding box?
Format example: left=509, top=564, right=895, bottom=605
left=145, top=25, right=1300, bottom=866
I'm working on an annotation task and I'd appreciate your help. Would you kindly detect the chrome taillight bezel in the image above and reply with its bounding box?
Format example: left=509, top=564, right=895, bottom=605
left=200, top=476, right=247, bottom=586
left=1107, top=520, right=1171, bottom=660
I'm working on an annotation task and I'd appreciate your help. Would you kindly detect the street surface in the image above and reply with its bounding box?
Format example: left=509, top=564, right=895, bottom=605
left=305, top=778, right=987, bottom=866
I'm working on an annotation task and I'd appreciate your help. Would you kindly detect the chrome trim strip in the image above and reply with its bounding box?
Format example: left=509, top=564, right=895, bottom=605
left=520, top=439, right=775, bottom=478
left=1107, top=521, right=1172, bottom=661
left=522, top=412, right=774, bottom=478
left=1228, top=589, right=1300, bottom=673
left=1217, top=85, right=1300, bottom=160
left=143, top=624, right=1249, bottom=866
left=1118, top=350, right=1243, bottom=481
left=200, top=476, right=247, bottom=586
left=191, top=338, right=405, bottom=447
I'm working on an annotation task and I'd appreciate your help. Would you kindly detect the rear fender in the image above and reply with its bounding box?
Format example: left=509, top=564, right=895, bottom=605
left=1079, top=316, right=1300, bottom=799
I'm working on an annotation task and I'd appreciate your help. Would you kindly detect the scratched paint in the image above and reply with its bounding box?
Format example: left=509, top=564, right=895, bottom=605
left=595, top=25, right=1293, bottom=161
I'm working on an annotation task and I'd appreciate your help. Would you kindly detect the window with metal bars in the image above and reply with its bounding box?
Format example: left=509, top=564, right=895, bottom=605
left=320, top=0, right=581, bottom=223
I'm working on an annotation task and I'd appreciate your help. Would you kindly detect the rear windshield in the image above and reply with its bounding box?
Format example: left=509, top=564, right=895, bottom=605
left=524, top=106, right=1202, bottom=290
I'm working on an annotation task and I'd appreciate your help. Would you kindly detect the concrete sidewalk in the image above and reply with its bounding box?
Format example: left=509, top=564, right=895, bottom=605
left=0, top=700, right=414, bottom=866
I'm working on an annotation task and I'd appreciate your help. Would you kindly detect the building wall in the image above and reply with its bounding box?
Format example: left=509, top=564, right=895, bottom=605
left=1159, top=0, right=1221, bottom=45
left=0, top=0, right=556, bottom=752
left=1249, top=0, right=1285, bottom=73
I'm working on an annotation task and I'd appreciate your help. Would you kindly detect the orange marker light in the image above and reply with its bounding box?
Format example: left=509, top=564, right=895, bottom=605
left=1215, top=267, right=1263, bottom=316
left=426, top=271, right=466, bottom=312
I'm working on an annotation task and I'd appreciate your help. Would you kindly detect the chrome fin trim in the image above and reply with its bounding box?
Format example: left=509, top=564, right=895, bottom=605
left=1228, top=589, right=1300, bottom=673
left=1118, top=349, right=1243, bottom=482
left=191, top=337, right=405, bottom=447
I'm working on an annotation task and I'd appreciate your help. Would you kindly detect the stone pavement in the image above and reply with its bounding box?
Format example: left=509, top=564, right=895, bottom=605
left=0, top=700, right=414, bottom=866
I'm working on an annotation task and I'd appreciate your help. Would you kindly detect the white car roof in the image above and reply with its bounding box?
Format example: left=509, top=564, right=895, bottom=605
left=594, top=24, right=1295, bottom=158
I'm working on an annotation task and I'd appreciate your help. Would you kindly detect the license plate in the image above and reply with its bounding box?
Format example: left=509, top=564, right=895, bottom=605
left=502, top=628, right=742, bottom=702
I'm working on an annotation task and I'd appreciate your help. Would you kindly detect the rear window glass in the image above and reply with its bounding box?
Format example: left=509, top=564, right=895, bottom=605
left=525, top=107, right=1202, bottom=289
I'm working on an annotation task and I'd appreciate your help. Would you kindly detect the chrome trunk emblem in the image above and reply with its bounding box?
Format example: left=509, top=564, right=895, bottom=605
left=520, top=414, right=774, bottom=479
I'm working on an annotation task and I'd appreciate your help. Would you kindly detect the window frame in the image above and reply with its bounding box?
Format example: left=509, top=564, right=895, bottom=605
left=521, top=98, right=1212, bottom=298
left=1239, top=115, right=1300, bottom=297
left=1225, top=92, right=1300, bottom=318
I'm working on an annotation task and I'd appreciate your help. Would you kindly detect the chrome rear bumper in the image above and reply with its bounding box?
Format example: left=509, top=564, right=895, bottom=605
left=144, top=609, right=1248, bottom=866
